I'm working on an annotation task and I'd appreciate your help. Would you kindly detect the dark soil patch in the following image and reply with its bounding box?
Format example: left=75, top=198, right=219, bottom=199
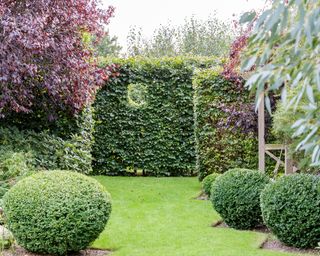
left=212, top=220, right=320, bottom=255
left=3, top=246, right=111, bottom=256
left=195, top=191, right=208, bottom=200
left=211, top=219, right=226, bottom=228
left=252, top=224, right=269, bottom=234
left=211, top=220, right=269, bottom=233
left=260, top=237, right=320, bottom=255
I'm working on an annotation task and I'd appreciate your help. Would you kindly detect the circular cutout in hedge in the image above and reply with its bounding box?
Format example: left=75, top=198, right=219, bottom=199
left=211, top=168, right=270, bottom=230
left=202, top=173, right=220, bottom=196
left=3, top=171, right=112, bottom=255
left=127, top=83, right=148, bottom=108
left=261, top=174, right=320, bottom=249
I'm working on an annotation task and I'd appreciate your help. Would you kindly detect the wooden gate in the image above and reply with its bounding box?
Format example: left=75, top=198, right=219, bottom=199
left=258, top=93, right=295, bottom=175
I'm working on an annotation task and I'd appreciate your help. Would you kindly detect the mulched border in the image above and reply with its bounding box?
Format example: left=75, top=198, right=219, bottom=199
left=195, top=191, right=208, bottom=200
left=211, top=220, right=320, bottom=255
left=2, top=246, right=111, bottom=256
left=211, top=220, right=269, bottom=233
left=260, top=237, right=320, bottom=255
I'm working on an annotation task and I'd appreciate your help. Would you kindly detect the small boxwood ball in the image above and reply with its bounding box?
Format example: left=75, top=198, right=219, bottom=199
left=202, top=173, right=220, bottom=196
left=260, top=174, right=320, bottom=249
left=3, top=171, right=112, bottom=255
left=211, top=168, right=270, bottom=230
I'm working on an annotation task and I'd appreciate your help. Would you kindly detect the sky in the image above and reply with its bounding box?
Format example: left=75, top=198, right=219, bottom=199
left=102, top=0, right=267, bottom=49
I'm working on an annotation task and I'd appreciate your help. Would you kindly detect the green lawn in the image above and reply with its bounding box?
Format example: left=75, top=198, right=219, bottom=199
left=93, top=177, right=303, bottom=256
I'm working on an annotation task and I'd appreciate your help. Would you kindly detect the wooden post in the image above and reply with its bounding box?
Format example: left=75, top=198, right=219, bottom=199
left=258, top=92, right=265, bottom=173
left=284, top=146, right=293, bottom=174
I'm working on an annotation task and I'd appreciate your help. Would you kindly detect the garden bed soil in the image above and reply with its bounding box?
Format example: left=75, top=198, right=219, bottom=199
left=195, top=191, right=208, bottom=200
left=211, top=220, right=269, bottom=233
left=2, top=246, right=111, bottom=256
left=260, top=238, right=320, bottom=255
left=212, top=220, right=320, bottom=255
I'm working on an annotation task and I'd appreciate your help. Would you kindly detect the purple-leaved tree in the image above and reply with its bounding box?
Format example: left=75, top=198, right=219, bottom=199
left=0, top=0, right=114, bottom=119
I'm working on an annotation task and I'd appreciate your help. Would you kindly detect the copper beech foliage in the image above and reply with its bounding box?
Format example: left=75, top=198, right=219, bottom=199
left=218, top=24, right=258, bottom=134
left=219, top=4, right=274, bottom=136
left=0, top=0, right=114, bottom=119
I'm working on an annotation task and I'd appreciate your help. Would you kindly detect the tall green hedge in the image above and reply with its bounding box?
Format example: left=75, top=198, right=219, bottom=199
left=193, top=70, right=258, bottom=180
left=93, top=58, right=210, bottom=176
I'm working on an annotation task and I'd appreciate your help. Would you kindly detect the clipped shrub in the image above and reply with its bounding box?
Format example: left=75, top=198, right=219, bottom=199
left=202, top=173, right=220, bottom=196
left=261, top=174, right=320, bottom=248
left=3, top=171, right=111, bottom=255
left=211, top=168, right=270, bottom=230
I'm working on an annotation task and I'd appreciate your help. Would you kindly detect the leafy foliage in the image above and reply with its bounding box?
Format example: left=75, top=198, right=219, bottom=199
left=260, top=174, right=320, bottom=248
left=0, top=0, right=114, bottom=118
left=193, top=70, right=259, bottom=180
left=95, top=31, right=122, bottom=57
left=272, top=85, right=319, bottom=172
left=3, top=171, right=112, bottom=255
left=0, top=107, right=94, bottom=174
left=201, top=173, right=220, bottom=196
left=127, top=15, right=234, bottom=57
left=222, top=33, right=250, bottom=85
left=0, top=151, right=34, bottom=199
left=93, top=58, right=212, bottom=176
left=211, top=168, right=270, bottom=230
left=86, top=31, right=122, bottom=57
left=242, top=0, right=320, bottom=166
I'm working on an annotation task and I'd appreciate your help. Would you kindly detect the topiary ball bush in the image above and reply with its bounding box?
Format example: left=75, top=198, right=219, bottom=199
left=202, top=173, right=220, bottom=196
left=3, top=170, right=112, bottom=255
left=211, top=168, right=270, bottom=230
left=260, top=174, right=320, bottom=249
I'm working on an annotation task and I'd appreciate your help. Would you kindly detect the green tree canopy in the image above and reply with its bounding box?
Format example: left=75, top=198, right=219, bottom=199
left=242, top=0, right=320, bottom=166
left=127, top=15, right=235, bottom=57
left=95, top=31, right=122, bottom=57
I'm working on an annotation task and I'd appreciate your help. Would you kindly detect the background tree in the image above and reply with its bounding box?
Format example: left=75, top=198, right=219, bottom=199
left=95, top=31, right=122, bottom=57
left=127, top=27, right=145, bottom=57
left=241, top=0, right=320, bottom=166
left=0, top=0, right=114, bottom=119
left=127, top=14, right=235, bottom=57
left=178, top=15, right=234, bottom=57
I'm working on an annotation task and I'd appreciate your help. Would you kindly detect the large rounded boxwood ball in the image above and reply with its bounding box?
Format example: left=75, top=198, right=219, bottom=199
left=211, top=168, right=270, bottom=230
left=261, top=174, right=320, bottom=248
left=3, top=171, right=112, bottom=255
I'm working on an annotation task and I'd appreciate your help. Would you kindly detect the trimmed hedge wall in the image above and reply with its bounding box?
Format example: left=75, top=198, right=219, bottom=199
left=93, top=58, right=207, bottom=176
left=93, top=59, right=264, bottom=177
left=193, top=70, right=258, bottom=180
